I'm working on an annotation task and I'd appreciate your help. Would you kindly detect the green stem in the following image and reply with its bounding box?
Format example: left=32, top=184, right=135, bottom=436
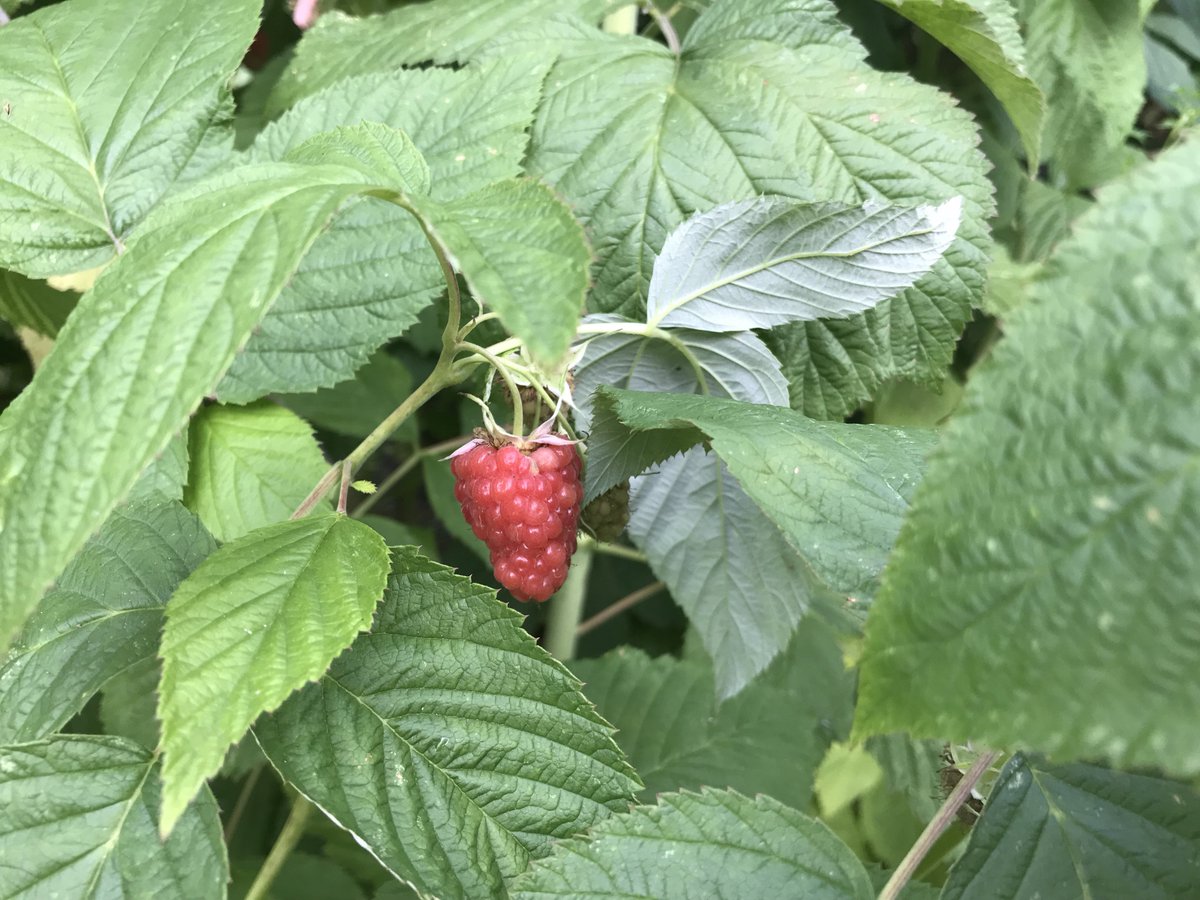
left=457, top=341, right=525, bottom=437
left=587, top=537, right=648, bottom=563
left=244, top=796, right=314, bottom=900
left=878, top=750, right=1000, bottom=900
left=577, top=580, right=664, bottom=636
left=352, top=436, right=470, bottom=519
left=293, top=215, right=466, bottom=519
left=292, top=366, right=456, bottom=519
left=544, top=543, right=593, bottom=660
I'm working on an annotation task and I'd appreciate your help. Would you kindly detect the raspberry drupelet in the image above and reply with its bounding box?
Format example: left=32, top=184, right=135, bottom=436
left=451, top=440, right=582, bottom=602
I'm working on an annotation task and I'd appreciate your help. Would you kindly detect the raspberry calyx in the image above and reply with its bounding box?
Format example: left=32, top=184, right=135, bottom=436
left=450, top=433, right=582, bottom=602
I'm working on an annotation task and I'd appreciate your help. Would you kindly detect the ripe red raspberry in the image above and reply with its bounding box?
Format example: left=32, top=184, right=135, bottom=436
left=450, top=438, right=582, bottom=602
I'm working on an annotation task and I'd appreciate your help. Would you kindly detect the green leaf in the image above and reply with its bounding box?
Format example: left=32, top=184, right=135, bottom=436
left=0, top=499, right=215, bottom=744
left=266, top=0, right=610, bottom=114
left=647, top=196, right=962, bottom=332
left=864, top=734, right=944, bottom=822
left=629, top=449, right=831, bottom=699
left=0, top=735, right=226, bottom=899
left=872, top=0, right=1045, bottom=164
left=158, top=513, right=390, bottom=835
left=0, top=0, right=259, bottom=276
left=942, top=755, right=1200, bottom=899
left=0, top=143, right=420, bottom=649
left=253, top=546, right=639, bottom=900
left=1018, top=0, right=1146, bottom=187
left=590, top=388, right=932, bottom=696
left=127, top=427, right=191, bottom=505
left=100, top=657, right=162, bottom=750
left=593, top=389, right=933, bottom=599
left=357, top=514, right=436, bottom=557
left=572, top=617, right=852, bottom=811
left=184, top=401, right=331, bottom=542
left=1013, top=178, right=1092, bottom=263
left=221, top=57, right=549, bottom=400
left=854, top=140, right=1200, bottom=774
left=489, top=5, right=991, bottom=417
left=230, top=852, right=368, bottom=900
left=0, top=270, right=76, bottom=337
left=510, top=788, right=874, bottom=899
left=422, top=454, right=491, bottom=562
left=426, top=179, right=591, bottom=368
left=279, top=351, right=415, bottom=441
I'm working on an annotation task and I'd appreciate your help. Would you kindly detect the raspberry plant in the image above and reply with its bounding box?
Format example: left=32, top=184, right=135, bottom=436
left=0, top=0, right=1198, bottom=898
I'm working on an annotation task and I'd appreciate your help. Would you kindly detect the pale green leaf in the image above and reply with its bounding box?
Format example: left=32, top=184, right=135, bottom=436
left=487, top=4, right=991, bottom=418
left=126, top=426, right=191, bottom=505
left=873, top=0, right=1045, bottom=164
left=591, top=388, right=931, bottom=696
left=576, top=322, right=789, bottom=504
left=572, top=617, right=852, bottom=811
left=421, top=179, right=591, bottom=368
left=99, top=657, right=162, bottom=750
left=0, top=147, right=418, bottom=649
left=253, top=547, right=639, bottom=900
left=591, top=389, right=933, bottom=598
left=280, top=351, right=414, bottom=441
left=0, top=735, right=226, bottom=900
left=221, top=57, right=548, bottom=400
left=0, top=270, right=75, bottom=337
left=266, top=0, right=611, bottom=114
left=1013, top=178, right=1092, bottom=262
left=629, top=448, right=830, bottom=698
left=943, top=755, right=1200, bottom=899
left=1018, top=0, right=1146, bottom=187
left=184, top=401, right=331, bottom=542
left=647, top=196, right=962, bottom=332
left=854, top=140, right=1200, bottom=774
left=158, top=513, right=390, bottom=834
left=511, top=788, right=874, bottom=900
left=0, top=499, right=214, bottom=744
left=0, top=0, right=258, bottom=276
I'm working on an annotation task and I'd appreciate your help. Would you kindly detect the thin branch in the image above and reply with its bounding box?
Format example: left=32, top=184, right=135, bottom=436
left=578, top=581, right=664, bottom=635
left=587, top=539, right=648, bottom=563
left=878, top=750, right=1000, bottom=900
left=336, top=459, right=352, bottom=514
left=643, top=3, right=682, bottom=56
left=352, top=435, right=471, bottom=519
left=244, top=796, right=314, bottom=900
left=223, top=765, right=264, bottom=843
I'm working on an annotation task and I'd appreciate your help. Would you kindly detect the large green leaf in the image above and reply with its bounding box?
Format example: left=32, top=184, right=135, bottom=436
left=222, top=57, right=548, bottom=400
left=253, top=547, right=639, bottom=900
left=266, top=0, right=611, bottom=114
left=0, top=499, right=215, bottom=744
left=0, top=735, right=226, bottom=899
left=591, top=390, right=933, bottom=600
left=511, top=788, right=873, bottom=899
left=0, top=270, right=76, bottom=337
left=854, top=141, right=1200, bottom=774
left=158, top=513, right=390, bottom=834
left=184, top=401, right=331, bottom=541
left=942, top=755, right=1200, bottom=899
left=873, top=0, right=1044, bottom=164
left=0, top=130, right=425, bottom=650
left=279, top=350, right=415, bottom=441
left=0, top=0, right=258, bottom=276
left=590, top=389, right=931, bottom=696
left=484, top=1, right=990, bottom=418
left=572, top=617, right=852, bottom=811
left=647, top=196, right=962, bottom=331
left=1018, top=0, right=1146, bottom=187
